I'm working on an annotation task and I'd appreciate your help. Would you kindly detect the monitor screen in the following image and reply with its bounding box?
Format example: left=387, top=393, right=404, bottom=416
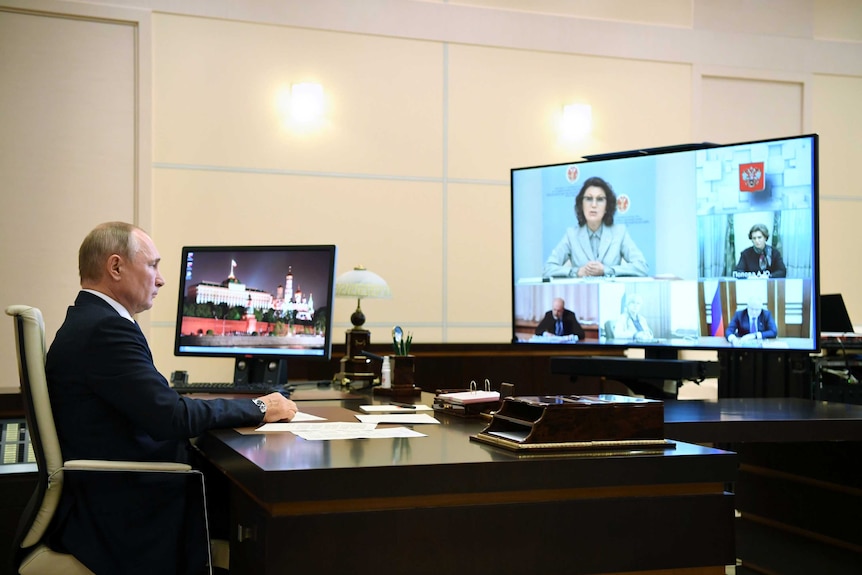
left=820, top=293, right=855, bottom=334
left=511, top=134, right=819, bottom=353
left=173, top=245, right=337, bottom=366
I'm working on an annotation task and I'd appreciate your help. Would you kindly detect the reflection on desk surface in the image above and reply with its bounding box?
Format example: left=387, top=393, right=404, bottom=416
left=203, top=400, right=730, bottom=475
left=663, top=397, right=862, bottom=443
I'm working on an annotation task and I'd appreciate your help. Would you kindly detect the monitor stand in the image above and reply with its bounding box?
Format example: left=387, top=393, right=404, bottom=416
left=233, top=357, right=288, bottom=388
left=549, top=349, right=719, bottom=399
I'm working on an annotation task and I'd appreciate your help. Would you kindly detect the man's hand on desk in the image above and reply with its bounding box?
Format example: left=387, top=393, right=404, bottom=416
left=257, top=392, right=298, bottom=422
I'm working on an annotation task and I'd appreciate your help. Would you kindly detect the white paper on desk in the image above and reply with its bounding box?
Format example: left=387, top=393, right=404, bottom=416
left=291, top=412, right=327, bottom=422
left=436, top=390, right=500, bottom=405
left=359, top=404, right=433, bottom=413
left=355, top=413, right=440, bottom=425
left=294, top=427, right=427, bottom=440
left=255, top=420, right=369, bottom=433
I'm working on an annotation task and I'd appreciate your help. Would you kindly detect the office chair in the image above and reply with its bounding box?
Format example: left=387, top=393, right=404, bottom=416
left=6, top=305, right=226, bottom=575
left=604, top=320, right=615, bottom=340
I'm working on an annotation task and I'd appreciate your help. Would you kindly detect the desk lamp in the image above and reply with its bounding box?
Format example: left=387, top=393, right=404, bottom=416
left=334, top=266, right=391, bottom=386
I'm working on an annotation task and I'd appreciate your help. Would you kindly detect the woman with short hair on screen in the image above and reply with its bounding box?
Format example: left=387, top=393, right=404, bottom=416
left=543, top=176, right=648, bottom=278
left=734, top=223, right=786, bottom=278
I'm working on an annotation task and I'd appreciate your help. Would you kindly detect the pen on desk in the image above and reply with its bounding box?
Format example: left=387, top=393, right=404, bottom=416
left=390, top=402, right=417, bottom=409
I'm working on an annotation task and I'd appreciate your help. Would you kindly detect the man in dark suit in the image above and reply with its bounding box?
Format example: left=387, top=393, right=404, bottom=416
left=535, top=297, right=586, bottom=341
left=45, top=222, right=297, bottom=574
left=726, top=297, right=778, bottom=345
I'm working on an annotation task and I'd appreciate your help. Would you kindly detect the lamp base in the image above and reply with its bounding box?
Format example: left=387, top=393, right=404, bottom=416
left=335, top=327, right=377, bottom=388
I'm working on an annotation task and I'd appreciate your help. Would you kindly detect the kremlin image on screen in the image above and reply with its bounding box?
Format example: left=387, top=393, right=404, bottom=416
left=174, top=245, right=337, bottom=359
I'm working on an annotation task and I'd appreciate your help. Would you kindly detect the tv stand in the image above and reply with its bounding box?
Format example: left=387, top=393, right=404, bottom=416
left=550, top=351, right=719, bottom=399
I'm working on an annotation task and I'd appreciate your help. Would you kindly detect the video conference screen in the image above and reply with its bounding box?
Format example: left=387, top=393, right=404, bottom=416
left=511, top=134, right=819, bottom=352
left=173, top=245, right=337, bottom=360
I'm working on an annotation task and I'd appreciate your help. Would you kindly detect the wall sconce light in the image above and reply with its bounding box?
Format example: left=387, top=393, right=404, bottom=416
left=289, top=82, right=325, bottom=123
left=560, top=103, right=592, bottom=140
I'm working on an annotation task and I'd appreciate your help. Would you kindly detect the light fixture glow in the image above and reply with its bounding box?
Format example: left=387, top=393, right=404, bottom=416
left=560, top=103, right=592, bottom=140
left=290, top=82, right=325, bottom=123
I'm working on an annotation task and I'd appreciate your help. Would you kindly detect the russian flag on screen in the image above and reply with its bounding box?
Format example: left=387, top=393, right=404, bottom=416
left=710, top=285, right=725, bottom=337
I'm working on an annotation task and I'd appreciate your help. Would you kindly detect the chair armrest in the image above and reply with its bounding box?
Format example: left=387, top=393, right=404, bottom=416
left=64, top=460, right=192, bottom=472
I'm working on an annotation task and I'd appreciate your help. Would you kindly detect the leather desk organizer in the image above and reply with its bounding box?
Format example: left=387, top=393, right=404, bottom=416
left=471, top=394, right=674, bottom=452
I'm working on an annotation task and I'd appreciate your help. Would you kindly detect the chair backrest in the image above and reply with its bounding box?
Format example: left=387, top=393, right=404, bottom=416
left=6, top=305, right=65, bottom=551
left=604, top=319, right=615, bottom=340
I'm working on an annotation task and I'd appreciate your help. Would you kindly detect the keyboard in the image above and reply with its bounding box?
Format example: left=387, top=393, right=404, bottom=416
left=171, top=382, right=291, bottom=396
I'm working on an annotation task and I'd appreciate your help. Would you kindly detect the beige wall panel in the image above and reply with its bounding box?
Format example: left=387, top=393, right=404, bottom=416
left=818, top=200, right=862, bottom=324
left=447, top=44, right=693, bottom=181
left=812, top=73, right=862, bottom=322
left=813, top=74, right=862, bottom=199
left=694, top=0, right=812, bottom=38
left=815, top=0, right=862, bottom=42
left=152, top=14, right=444, bottom=177
left=0, top=9, right=136, bottom=388
left=699, top=76, right=803, bottom=143
left=453, top=0, right=692, bottom=27
left=445, top=182, right=511, bottom=334
left=444, top=326, right=512, bottom=344
left=148, top=169, right=445, bottom=371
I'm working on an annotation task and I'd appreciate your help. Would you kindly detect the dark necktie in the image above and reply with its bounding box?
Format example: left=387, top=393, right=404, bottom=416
left=555, top=319, right=563, bottom=336
left=750, top=317, right=757, bottom=335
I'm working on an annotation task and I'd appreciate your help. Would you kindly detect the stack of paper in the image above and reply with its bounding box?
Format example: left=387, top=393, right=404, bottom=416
left=437, top=390, right=500, bottom=405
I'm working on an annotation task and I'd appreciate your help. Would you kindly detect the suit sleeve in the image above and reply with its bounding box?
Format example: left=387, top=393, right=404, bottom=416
left=543, top=233, right=574, bottom=278
left=606, top=227, right=648, bottom=277
left=735, top=249, right=748, bottom=273
left=84, top=316, right=262, bottom=440
left=761, top=311, right=778, bottom=338
left=726, top=312, right=742, bottom=339
left=769, top=248, right=786, bottom=278
left=535, top=313, right=552, bottom=335
left=566, top=311, right=586, bottom=340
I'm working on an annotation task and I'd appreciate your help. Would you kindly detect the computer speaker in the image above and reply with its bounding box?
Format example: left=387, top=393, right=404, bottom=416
left=233, top=358, right=287, bottom=386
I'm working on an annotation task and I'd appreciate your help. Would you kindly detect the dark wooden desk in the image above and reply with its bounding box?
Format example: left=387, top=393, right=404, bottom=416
left=198, top=396, right=736, bottom=575
left=663, top=397, right=862, bottom=443
left=664, top=398, right=862, bottom=575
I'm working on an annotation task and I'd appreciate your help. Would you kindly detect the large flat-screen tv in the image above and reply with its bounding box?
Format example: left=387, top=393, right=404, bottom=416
left=173, top=245, right=337, bottom=384
left=511, top=134, right=819, bottom=354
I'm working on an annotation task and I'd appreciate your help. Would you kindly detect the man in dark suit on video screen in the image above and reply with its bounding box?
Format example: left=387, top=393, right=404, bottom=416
left=535, top=297, right=586, bottom=341
left=726, top=297, right=778, bottom=345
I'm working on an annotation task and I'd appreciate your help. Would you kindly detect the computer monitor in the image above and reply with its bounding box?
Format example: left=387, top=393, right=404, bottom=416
left=820, top=293, right=855, bottom=334
left=173, top=245, right=337, bottom=385
left=511, top=133, right=820, bottom=354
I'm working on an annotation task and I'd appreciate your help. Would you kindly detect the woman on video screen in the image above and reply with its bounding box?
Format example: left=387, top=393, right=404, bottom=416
left=543, top=176, right=648, bottom=278
left=734, top=223, right=786, bottom=279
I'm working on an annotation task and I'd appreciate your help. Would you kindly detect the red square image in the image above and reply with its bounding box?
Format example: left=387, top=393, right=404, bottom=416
left=739, top=162, right=765, bottom=192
